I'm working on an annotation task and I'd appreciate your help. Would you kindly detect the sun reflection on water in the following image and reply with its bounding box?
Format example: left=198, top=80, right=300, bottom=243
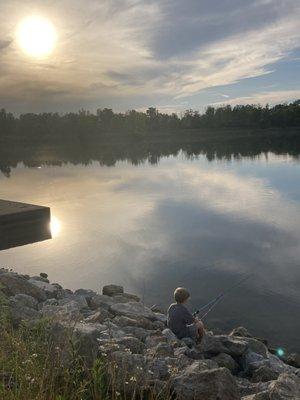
left=50, top=216, right=61, bottom=237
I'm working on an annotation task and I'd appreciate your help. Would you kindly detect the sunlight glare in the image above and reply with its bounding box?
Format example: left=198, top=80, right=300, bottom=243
left=50, top=216, right=61, bottom=237
left=17, top=16, right=57, bottom=58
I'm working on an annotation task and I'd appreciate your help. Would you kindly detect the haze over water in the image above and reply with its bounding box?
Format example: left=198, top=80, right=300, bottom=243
left=1, top=150, right=300, bottom=351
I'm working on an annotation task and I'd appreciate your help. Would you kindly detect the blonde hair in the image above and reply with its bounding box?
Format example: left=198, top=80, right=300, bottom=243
left=174, top=287, right=190, bottom=303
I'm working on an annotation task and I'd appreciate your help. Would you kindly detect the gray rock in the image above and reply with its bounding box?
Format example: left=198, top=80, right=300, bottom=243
left=122, top=326, right=151, bottom=342
left=230, top=326, right=253, bottom=338
left=102, top=284, right=123, bottom=296
left=12, top=293, right=38, bottom=310
left=113, top=315, right=155, bottom=330
left=287, top=353, right=300, bottom=368
left=115, top=336, right=145, bottom=354
left=242, top=392, right=270, bottom=400
left=172, top=367, right=240, bottom=400
left=151, top=304, right=165, bottom=313
left=269, top=372, right=300, bottom=399
left=74, top=288, right=97, bottom=300
left=152, top=312, right=167, bottom=324
left=28, top=279, right=59, bottom=298
left=199, top=332, right=248, bottom=356
left=41, top=300, right=82, bottom=322
left=72, top=322, right=107, bottom=366
left=154, top=343, right=174, bottom=357
left=31, top=275, right=50, bottom=283
left=0, top=272, right=47, bottom=302
left=84, top=310, right=110, bottom=324
left=59, top=295, right=88, bottom=311
left=162, top=328, right=181, bottom=344
left=9, top=296, right=40, bottom=326
left=212, top=352, right=239, bottom=374
left=110, top=301, right=157, bottom=321
left=113, top=292, right=140, bottom=303
left=89, top=294, right=117, bottom=310
left=236, top=377, right=271, bottom=397
left=243, top=337, right=268, bottom=358
left=252, top=365, right=279, bottom=382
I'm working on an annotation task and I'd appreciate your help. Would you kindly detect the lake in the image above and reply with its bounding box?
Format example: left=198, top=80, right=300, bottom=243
left=1, top=147, right=300, bottom=352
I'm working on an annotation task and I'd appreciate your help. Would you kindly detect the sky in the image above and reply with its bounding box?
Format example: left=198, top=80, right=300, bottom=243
left=0, top=0, right=300, bottom=114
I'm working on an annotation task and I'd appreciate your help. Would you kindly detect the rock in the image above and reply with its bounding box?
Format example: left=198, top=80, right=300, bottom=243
left=230, top=326, right=253, bottom=338
left=110, top=301, right=157, bottom=321
left=154, top=343, right=174, bottom=357
left=122, top=326, right=151, bottom=341
left=286, top=353, right=300, bottom=368
left=12, top=293, right=38, bottom=310
left=113, top=315, right=155, bottom=330
left=236, top=377, right=271, bottom=397
left=268, top=372, right=300, bottom=399
left=152, top=320, right=166, bottom=330
left=243, top=338, right=268, bottom=357
left=41, top=300, right=82, bottom=322
left=152, top=312, right=167, bottom=324
left=89, top=294, right=117, bottom=310
left=252, top=365, right=279, bottom=382
left=72, top=322, right=107, bottom=366
left=212, top=352, right=239, bottom=374
left=59, top=295, right=89, bottom=311
left=102, top=284, right=123, bottom=296
left=0, top=272, right=47, bottom=302
left=242, top=392, right=270, bottom=400
left=110, top=351, right=148, bottom=393
left=151, top=304, right=165, bottom=313
left=145, top=334, right=168, bottom=349
left=31, top=275, right=50, bottom=283
left=172, top=367, right=240, bottom=400
left=113, top=293, right=140, bottom=303
left=162, top=328, right=181, bottom=345
left=115, top=336, right=145, bottom=354
left=199, top=332, right=248, bottom=356
left=29, top=279, right=63, bottom=299
left=40, top=272, right=48, bottom=279
left=74, top=288, right=97, bottom=300
left=9, top=296, right=40, bottom=326
left=84, top=310, right=110, bottom=324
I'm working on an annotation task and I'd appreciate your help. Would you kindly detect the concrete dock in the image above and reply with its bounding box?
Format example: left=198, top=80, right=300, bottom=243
left=0, top=200, right=51, bottom=250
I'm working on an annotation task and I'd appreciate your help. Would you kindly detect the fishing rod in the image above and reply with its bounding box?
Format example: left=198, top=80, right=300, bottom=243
left=193, top=274, right=253, bottom=320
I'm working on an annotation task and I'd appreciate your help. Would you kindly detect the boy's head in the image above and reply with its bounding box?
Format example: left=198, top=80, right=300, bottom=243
left=174, top=287, right=190, bottom=304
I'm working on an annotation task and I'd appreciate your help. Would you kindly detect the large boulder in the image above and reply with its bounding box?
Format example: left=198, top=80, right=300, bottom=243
left=110, top=301, right=158, bottom=321
left=0, top=272, right=47, bottom=302
left=199, top=332, right=248, bottom=356
left=212, top=352, right=239, bottom=374
left=268, top=372, right=300, bottom=399
left=41, top=300, right=83, bottom=322
left=242, top=392, right=270, bottom=400
left=9, top=296, right=40, bottom=326
left=172, top=366, right=240, bottom=400
left=113, top=315, right=155, bottom=330
left=251, top=365, right=279, bottom=382
left=286, top=353, right=300, bottom=368
left=230, top=326, right=253, bottom=338
left=236, top=377, right=271, bottom=397
left=112, top=293, right=140, bottom=303
left=89, top=294, right=117, bottom=310
left=102, top=284, right=124, bottom=296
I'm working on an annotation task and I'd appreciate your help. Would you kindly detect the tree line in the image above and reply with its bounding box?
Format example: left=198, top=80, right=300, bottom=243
left=0, top=101, right=299, bottom=145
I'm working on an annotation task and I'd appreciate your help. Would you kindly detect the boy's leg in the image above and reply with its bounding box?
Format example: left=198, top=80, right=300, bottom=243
left=195, top=320, right=205, bottom=341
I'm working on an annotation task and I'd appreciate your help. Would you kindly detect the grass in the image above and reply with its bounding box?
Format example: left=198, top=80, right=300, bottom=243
left=0, top=293, right=172, bottom=400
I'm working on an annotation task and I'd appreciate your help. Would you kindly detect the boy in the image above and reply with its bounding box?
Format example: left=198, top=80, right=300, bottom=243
left=167, top=287, right=204, bottom=341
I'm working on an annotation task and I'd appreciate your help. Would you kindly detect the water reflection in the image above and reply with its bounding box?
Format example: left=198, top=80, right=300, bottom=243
left=0, top=152, right=299, bottom=351
left=50, top=216, right=61, bottom=238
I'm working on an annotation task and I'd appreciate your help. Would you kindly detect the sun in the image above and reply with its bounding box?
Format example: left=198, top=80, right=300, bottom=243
left=50, top=216, right=61, bottom=238
left=17, top=16, right=57, bottom=58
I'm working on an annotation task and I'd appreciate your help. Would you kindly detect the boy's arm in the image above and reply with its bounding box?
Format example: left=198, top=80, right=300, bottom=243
left=183, top=307, right=195, bottom=324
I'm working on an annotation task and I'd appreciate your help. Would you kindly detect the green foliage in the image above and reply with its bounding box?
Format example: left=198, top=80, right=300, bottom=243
left=0, top=317, right=108, bottom=400
left=1, top=101, right=298, bottom=146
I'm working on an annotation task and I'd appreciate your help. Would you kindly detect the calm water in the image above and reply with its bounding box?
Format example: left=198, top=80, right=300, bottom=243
left=1, top=151, right=300, bottom=351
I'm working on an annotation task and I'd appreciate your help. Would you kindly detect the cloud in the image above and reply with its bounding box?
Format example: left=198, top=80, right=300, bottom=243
left=210, top=89, right=300, bottom=106
left=0, top=0, right=299, bottom=111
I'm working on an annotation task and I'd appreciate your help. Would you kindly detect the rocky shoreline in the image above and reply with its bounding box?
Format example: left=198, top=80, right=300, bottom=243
left=0, top=268, right=299, bottom=400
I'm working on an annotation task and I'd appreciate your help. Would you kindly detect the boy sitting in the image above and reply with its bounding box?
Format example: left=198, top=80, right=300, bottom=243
left=167, top=287, right=204, bottom=341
